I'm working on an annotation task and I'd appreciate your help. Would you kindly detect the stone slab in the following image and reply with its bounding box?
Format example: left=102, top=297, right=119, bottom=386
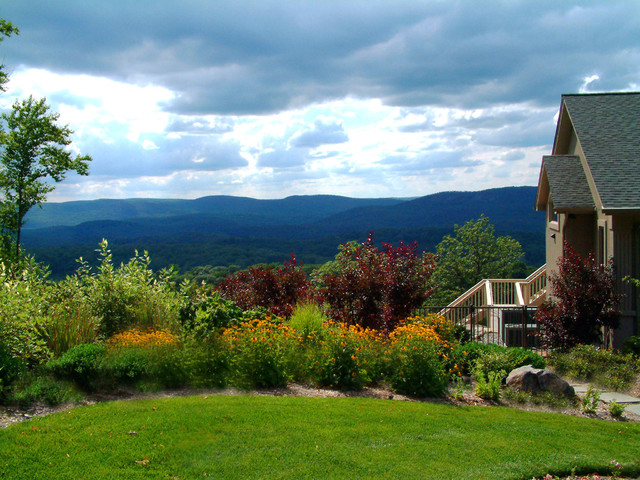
left=599, top=391, right=640, bottom=404
left=625, top=403, right=640, bottom=416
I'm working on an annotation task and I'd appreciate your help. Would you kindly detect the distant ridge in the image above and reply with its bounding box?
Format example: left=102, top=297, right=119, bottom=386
left=24, top=195, right=406, bottom=230
left=22, top=186, right=545, bottom=278
left=314, top=186, right=540, bottom=233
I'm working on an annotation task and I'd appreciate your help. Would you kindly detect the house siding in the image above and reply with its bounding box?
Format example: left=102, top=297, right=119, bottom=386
left=612, top=215, right=640, bottom=345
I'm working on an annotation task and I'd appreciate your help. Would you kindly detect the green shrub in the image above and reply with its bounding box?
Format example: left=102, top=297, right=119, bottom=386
left=608, top=400, right=626, bottom=418
left=0, top=343, right=25, bottom=396
left=474, top=368, right=504, bottom=401
left=8, top=376, right=78, bottom=407
left=182, top=341, right=228, bottom=388
left=100, top=347, right=150, bottom=387
left=46, top=343, right=106, bottom=391
left=581, top=386, right=601, bottom=414
left=387, top=337, right=448, bottom=398
left=288, top=302, right=326, bottom=340
left=179, top=285, right=245, bottom=341
left=0, top=262, right=51, bottom=363
left=548, top=345, right=640, bottom=391
left=474, top=347, right=546, bottom=380
left=452, top=342, right=503, bottom=375
left=621, top=335, right=640, bottom=356
left=70, top=241, right=182, bottom=338
left=145, top=345, right=188, bottom=389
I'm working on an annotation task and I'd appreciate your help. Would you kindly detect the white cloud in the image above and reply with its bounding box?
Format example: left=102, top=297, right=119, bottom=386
left=1, top=1, right=638, bottom=201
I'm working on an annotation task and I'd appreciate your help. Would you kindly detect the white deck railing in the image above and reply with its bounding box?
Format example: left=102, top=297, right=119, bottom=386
left=442, top=264, right=547, bottom=310
left=434, top=265, right=547, bottom=345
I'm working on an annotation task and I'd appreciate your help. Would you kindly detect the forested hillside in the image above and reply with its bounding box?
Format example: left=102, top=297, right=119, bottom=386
left=24, top=186, right=545, bottom=279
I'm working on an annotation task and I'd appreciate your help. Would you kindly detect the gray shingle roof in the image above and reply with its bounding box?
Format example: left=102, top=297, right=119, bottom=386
left=562, top=92, right=640, bottom=210
left=542, top=155, right=595, bottom=211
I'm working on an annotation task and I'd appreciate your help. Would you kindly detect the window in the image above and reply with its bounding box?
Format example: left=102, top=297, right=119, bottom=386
left=547, top=196, right=559, bottom=224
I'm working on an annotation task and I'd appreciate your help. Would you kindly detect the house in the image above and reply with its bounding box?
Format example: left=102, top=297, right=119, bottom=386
left=437, top=92, right=639, bottom=349
left=535, top=92, right=640, bottom=347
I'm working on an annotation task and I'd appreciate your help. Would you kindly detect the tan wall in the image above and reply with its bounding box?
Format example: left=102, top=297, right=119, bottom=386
left=545, top=211, right=563, bottom=278
left=565, top=213, right=597, bottom=257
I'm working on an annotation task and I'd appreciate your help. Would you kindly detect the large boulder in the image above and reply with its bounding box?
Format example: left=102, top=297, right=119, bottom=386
left=506, top=365, right=575, bottom=397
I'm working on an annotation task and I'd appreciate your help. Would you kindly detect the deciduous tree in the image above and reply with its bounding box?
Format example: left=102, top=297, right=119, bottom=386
left=427, top=215, right=525, bottom=305
left=0, top=18, right=19, bottom=91
left=0, top=95, right=92, bottom=261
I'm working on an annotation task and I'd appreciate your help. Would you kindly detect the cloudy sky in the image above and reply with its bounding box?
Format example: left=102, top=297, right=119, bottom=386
left=1, top=1, right=639, bottom=201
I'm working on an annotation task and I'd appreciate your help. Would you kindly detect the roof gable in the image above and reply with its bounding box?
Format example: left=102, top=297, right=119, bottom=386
left=537, top=155, right=595, bottom=212
left=561, top=92, right=640, bottom=210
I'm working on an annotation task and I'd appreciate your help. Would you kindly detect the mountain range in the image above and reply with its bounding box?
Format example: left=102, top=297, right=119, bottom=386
left=23, top=186, right=545, bottom=279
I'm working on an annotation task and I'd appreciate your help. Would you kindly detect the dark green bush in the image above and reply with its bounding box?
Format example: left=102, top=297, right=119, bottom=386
left=453, top=342, right=545, bottom=377
left=621, top=335, right=640, bottom=356
left=182, top=342, right=228, bottom=388
left=46, top=343, right=106, bottom=391
left=387, top=338, right=448, bottom=398
left=474, top=346, right=546, bottom=379
left=0, top=343, right=25, bottom=396
left=8, top=376, right=78, bottom=407
left=100, top=348, right=150, bottom=386
left=179, top=287, right=245, bottom=341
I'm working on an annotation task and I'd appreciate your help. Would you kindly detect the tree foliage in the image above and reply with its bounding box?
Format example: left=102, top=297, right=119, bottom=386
left=427, top=215, right=525, bottom=305
left=536, top=243, right=621, bottom=350
left=0, top=95, right=91, bottom=261
left=0, top=18, right=19, bottom=92
left=314, top=234, right=436, bottom=333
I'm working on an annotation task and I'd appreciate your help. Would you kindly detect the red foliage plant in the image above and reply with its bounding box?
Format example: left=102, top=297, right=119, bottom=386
left=315, top=234, right=436, bottom=333
left=216, top=254, right=309, bottom=318
left=535, top=242, right=621, bottom=350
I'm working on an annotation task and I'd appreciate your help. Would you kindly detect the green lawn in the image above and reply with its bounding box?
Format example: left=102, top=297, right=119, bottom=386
left=0, top=395, right=638, bottom=480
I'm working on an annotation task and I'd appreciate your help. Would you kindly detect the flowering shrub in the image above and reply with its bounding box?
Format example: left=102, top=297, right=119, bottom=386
left=222, top=318, right=294, bottom=389
left=314, top=235, right=436, bottom=333
left=106, top=328, right=178, bottom=350
left=393, top=315, right=462, bottom=377
left=217, top=255, right=309, bottom=318
left=386, top=316, right=453, bottom=397
left=305, top=321, right=382, bottom=390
